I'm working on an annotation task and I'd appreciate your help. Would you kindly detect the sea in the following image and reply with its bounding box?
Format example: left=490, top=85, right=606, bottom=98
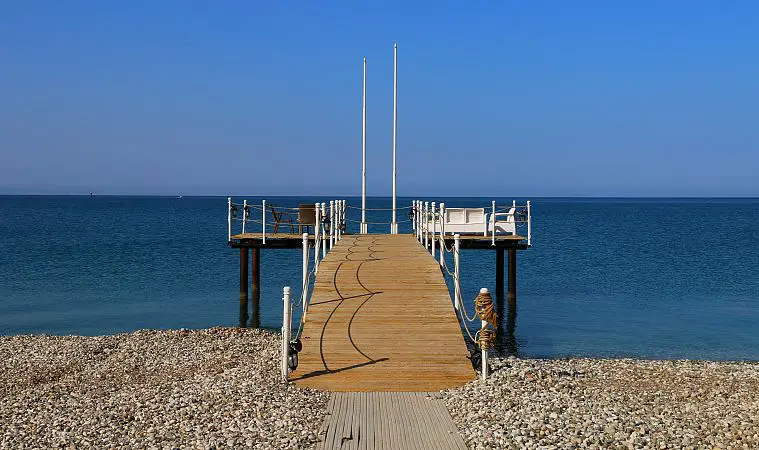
left=1, top=195, right=758, bottom=361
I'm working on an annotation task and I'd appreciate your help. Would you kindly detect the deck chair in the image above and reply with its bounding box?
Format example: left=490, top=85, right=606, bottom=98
left=298, top=204, right=316, bottom=234
left=269, top=205, right=295, bottom=234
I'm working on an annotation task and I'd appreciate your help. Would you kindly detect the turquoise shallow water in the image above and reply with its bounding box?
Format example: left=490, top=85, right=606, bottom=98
left=1, top=195, right=758, bottom=360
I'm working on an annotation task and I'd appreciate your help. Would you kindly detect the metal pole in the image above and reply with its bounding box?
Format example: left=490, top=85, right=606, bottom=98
left=240, top=247, right=249, bottom=300
left=314, top=203, right=321, bottom=273
left=424, top=202, right=429, bottom=250
left=491, top=200, right=496, bottom=246
left=480, top=287, right=489, bottom=380
left=411, top=201, right=416, bottom=235
left=242, top=199, right=247, bottom=234
left=454, top=234, right=461, bottom=311
left=281, top=286, right=291, bottom=382
left=391, top=43, right=398, bottom=234
left=329, top=200, right=334, bottom=250
left=431, top=202, right=437, bottom=257
left=302, top=233, right=308, bottom=315
left=227, top=197, right=232, bottom=242
left=361, top=58, right=367, bottom=235
left=439, top=202, right=445, bottom=265
left=321, top=202, right=327, bottom=258
left=527, top=200, right=532, bottom=247
left=262, top=199, right=266, bottom=244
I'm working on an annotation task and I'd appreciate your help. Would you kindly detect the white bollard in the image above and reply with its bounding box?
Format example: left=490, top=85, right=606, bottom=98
left=314, top=203, right=321, bottom=273
left=480, top=287, right=489, bottom=380
left=227, top=197, right=232, bottom=242
left=262, top=199, right=266, bottom=244
left=454, top=234, right=461, bottom=311
left=281, top=286, right=291, bottom=382
left=302, top=233, right=308, bottom=315
left=411, top=201, right=416, bottom=235
left=527, top=200, right=532, bottom=247
left=491, top=200, right=496, bottom=246
left=439, top=203, right=445, bottom=265
left=417, top=201, right=422, bottom=242
left=431, top=202, right=437, bottom=257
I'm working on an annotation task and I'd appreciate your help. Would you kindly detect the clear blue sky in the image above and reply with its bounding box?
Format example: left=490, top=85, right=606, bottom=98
left=1, top=2, right=757, bottom=196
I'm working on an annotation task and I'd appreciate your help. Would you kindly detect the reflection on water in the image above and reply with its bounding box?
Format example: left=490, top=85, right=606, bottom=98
left=238, top=290, right=261, bottom=329
left=494, top=293, right=519, bottom=356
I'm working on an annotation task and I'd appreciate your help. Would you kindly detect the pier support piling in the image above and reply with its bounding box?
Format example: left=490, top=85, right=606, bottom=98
left=251, top=248, right=261, bottom=295
left=239, top=247, right=249, bottom=300
left=496, top=248, right=504, bottom=299
left=508, top=248, right=517, bottom=304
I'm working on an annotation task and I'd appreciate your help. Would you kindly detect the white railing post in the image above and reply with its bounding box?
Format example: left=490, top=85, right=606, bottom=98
left=527, top=200, right=532, bottom=247
left=491, top=200, right=496, bottom=246
left=454, top=234, right=461, bottom=311
left=417, top=201, right=422, bottom=242
left=314, top=203, right=321, bottom=273
left=242, top=199, right=247, bottom=234
left=302, top=233, right=309, bottom=315
left=424, top=201, right=429, bottom=249
left=479, top=287, right=489, bottom=380
left=227, top=197, right=232, bottom=242
left=431, top=202, right=437, bottom=257
left=262, top=199, right=266, bottom=244
left=329, top=200, right=335, bottom=250
left=281, top=286, right=291, bottom=382
left=411, top=200, right=416, bottom=233
left=321, top=202, right=327, bottom=258
left=439, top=203, right=445, bottom=266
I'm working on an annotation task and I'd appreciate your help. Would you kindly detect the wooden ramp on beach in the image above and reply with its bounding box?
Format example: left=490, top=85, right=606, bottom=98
left=315, top=392, right=467, bottom=450
left=290, top=234, right=476, bottom=391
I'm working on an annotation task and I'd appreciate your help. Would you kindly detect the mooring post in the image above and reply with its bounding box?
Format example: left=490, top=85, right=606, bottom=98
left=496, top=248, right=504, bottom=299
left=239, top=247, right=249, bottom=300
left=439, top=203, right=446, bottom=266
left=281, top=286, right=291, bottom=382
left=431, top=202, right=437, bottom=257
left=508, top=248, right=517, bottom=304
left=480, top=287, right=490, bottom=380
left=242, top=199, right=247, bottom=234
left=314, top=203, right=321, bottom=273
left=454, top=233, right=461, bottom=311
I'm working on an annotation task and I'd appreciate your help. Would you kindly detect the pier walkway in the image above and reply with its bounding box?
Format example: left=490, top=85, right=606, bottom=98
left=290, top=234, right=476, bottom=391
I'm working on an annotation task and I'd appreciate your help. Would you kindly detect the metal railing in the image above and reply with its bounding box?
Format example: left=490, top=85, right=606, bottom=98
left=411, top=199, right=532, bottom=248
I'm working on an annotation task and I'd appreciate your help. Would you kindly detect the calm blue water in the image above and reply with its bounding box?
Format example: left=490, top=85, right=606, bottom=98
left=1, top=196, right=758, bottom=361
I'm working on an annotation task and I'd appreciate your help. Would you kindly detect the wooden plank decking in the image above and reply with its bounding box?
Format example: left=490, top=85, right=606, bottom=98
left=315, top=392, right=467, bottom=449
left=290, top=234, right=476, bottom=391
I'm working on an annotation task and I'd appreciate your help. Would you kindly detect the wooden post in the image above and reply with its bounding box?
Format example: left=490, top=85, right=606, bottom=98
left=496, top=248, right=504, bottom=299
left=508, top=248, right=517, bottom=304
left=239, top=247, right=249, bottom=300
left=251, top=247, right=260, bottom=296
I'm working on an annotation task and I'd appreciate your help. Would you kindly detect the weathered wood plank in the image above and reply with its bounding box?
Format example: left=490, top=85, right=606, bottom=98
left=290, top=234, right=476, bottom=391
left=316, top=392, right=466, bottom=450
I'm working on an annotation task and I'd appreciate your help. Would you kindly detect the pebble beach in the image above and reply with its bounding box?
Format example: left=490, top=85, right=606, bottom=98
left=0, top=328, right=328, bottom=449
left=3, top=330, right=759, bottom=449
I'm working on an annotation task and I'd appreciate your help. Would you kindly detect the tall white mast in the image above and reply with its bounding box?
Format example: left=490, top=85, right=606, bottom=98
left=361, top=57, right=367, bottom=234
left=391, top=43, right=398, bottom=234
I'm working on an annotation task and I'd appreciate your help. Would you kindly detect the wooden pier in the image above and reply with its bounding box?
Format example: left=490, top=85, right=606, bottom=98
left=289, top=234, right=475, bottom=391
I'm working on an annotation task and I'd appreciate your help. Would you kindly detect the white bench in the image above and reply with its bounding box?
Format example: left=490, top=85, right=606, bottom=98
left=431, top=207, right=517, bottom=236
left=428, top=207, right=517, bottom=236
